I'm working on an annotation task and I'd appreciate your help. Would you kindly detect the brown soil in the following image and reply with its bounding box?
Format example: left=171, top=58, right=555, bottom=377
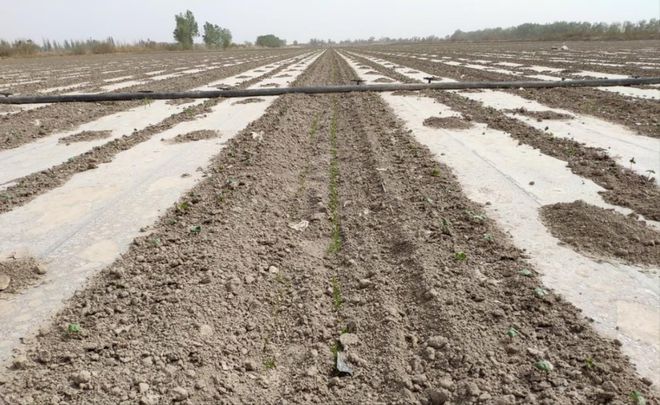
left=0, top=57, right=303, bottom=215
left=167, top=130, right=219, bottom=144
left=232, top=98, right=266, bottom=105
left=58, top=130, right=112, bottom=144
left=373, top=77, right=394, bottom=83
left=0, top=49, right=655, bottom=405
left=423, top=116, right=473, bottom=129
left=505, top=108, right=574, bottom=121
left=348, top=52, right=660, bottom=222
left=541, top=200, right=660, bottom=267
left=260, top=83, right=281, bottom=88
left=275, top=74, right=292, bottom=78
left=364, top=71, right=381, bottom=75
left=0, top=257, right=44, bottom=296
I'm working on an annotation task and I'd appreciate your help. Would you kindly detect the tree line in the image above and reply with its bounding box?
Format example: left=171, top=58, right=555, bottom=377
left=448, top=19, right=660, bottom=42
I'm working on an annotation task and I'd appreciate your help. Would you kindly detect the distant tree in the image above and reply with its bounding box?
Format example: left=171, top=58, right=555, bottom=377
left=173, top=10, right=199, bottom=49
left=203, top=22, right=232, bottom=49
left=256, top=34, right=286, bottom=48
left=292, top=40, right=298, bottom=46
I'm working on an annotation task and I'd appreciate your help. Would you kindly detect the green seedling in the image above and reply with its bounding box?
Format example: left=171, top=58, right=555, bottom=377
left=631, top=391, right=646, bottom=405
left=149, top=238, right=161, bottom=247
left=190, top=225, right=202, bottom=234
left=518, top=269, right=533, bottom=277
left=454, top=251, right=467, bottom=261
left=440, top=218, right=452, bottom=235
left=483, top=233, right=494, bottom=242
left=584, top=357, right=595, bottom=369
left=431, top=168, right=441, bottom=177
left=507, top=327, right=519, bottom=338
left=176, top=201, right=190, bottom=213
left=534, top=287, right=548, bottom=298
left=67, top=323, right=81, bottom=334
left=263, top=358, right=276, bottom=370
left=535, top=360, right=553, bottom=373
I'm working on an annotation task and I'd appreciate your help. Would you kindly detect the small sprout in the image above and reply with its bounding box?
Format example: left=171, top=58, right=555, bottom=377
left=67, top=323, right=81, bottom=334
left=263, top=358, right=276, bottom=370
left=190, top=225, right=202, bottom=234
left=176, top=201, right=190, bottom=212
left=584, top=357, right=595, bottom=369
left=331, top=277, right=343, bottom=310
left=535, top=360, right=553, bottom=373
left=507, top=327, right=519, bottom=338
left=631, top=391, right=646, bottom=405
left=440, top=218, right=452, bottom=235
left=629, top=157, right=636, bottom=165
left=454, top=251, right=467, bottom=261
left=431, top=168, right=441, bottom=177
left=483, top=233, right=494, bottom=242
left=518, top=269, right=533, bottom=277
left=149, top=238, right=161, bottom=247
left=534, top=287, right=548, bottom=298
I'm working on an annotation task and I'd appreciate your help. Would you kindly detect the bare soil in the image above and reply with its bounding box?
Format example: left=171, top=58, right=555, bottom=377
left=0, top=257, right=44, bottom=296
left=0, top=49, right=655, bottom=405
left=423, top=116, right=473, bottom=129
left=167, top=130, right=220, bottom=144
left=541, top=200, right=660, bottom=267
left=58, top=130, right=112, bottom=144
left=505, top=108, right=574, bottom=121
left=232, top=98, right=266, bottom=105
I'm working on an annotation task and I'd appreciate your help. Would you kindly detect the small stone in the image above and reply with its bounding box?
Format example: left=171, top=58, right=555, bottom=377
left=35, top=264, right=47, bottom=275
left=268, top=266, right=279, bottom=274
left=11, top=355, right=28, bottom=370
left=479, top=392, right=492, bottom=401
left=72, top=370, right=92, bottom=386
left=139, top=395, right=159, bottom=405
left=244, top=275, right=255, bottom=284
left=466, top=382, right=481, bottom=396
left=225, top=277, right=241, bottom=292
left=171, top=386, right=188, bottom=402
left=199, top=324, right=213, bottom=337
left=244, top=359, right=258, bottom=371
left=339, top=333, right=359, bottom=348
left=494, top=394, right=516, bottom=404
left=0, top=274, right=10, bottom=291
left=427, top=388, right=451, bottom=404
left=138, top=382, right=150, bottom=393
left=438, top=377, right=454, bottom=389
left=423, top=346, right=436, bottom=360
left=358, top=279, right=372, bottom=289
left=428, top=336, right=448, bottom=350
left=602, top=381, right=618, bottom=392
left=412, top=374, right=428, bottom=385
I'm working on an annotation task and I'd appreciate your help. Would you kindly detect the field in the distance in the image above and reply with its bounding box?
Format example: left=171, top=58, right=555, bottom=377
left=0, top=41, right=658, bottom=404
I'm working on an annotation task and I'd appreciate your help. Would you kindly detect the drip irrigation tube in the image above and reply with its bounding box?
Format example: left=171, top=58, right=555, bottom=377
left=1, top=77, right=659, bottom=104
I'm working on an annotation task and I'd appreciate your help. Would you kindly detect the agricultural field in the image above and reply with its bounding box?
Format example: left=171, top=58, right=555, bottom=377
left=0, top=41, right=658, bottom=404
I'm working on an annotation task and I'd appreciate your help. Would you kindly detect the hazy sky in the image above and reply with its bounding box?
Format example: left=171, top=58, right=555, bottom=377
left=1, top=0, right=659, bottom=44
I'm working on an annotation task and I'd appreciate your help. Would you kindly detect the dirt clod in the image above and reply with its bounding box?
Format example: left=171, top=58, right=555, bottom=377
left=541, top=200, right=660, bottom=267
left=167, top=130, right=219, bottom=144
left=58, top=130, right=112, bottom=144
left=423, top=116, right=473, bottom=129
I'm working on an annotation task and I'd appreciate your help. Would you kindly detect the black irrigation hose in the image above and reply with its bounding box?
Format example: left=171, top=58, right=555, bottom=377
left=1, top=77, right=659, bottom=104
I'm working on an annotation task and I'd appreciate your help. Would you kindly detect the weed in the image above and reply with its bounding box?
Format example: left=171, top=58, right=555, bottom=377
left=440, top=218, right=452, bottom=235
left=454, top=251, right=467, bottom=261
left=483, top=233, right=494, bottom=242
left=534, top=287, right=548, bottom=298
left=431, top=168, right=441, bottom=177
left=584, top=357, right=595, bottom=369
left=263, top=358, right=276, bottom=370
left=190, top=225, right=202, bottom=234
left=149, top=238, right=161, bottom=247
left=67, top=323, right=81, bottom=334
left=330, top=341, right=341, bottom=359
left=331, top=276, right=343, bottom=310
left=518, top=269, right=533, bottom=277
left=176, top=201, right=190, bottom=213
left=466, top=210, right=487, bottom=223
left=631, top=391, right=646, bottom=405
